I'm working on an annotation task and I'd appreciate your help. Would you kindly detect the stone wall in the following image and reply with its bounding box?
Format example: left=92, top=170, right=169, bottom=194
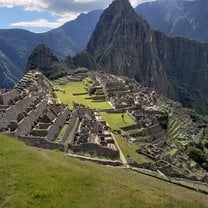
left=46, top=107, right=71, bottom=141
left=19, top=136, right=66, bottom=152
left=14, top=99, right=47, bottom=136
left=31, top=129, right=48, bottom=137
left=0, top=95, right=35, bottom=129
left=121, top=124, right=140, bottom=131
left=61, top=110, right=78, bottom=143
left=1, top=106, right=17, bottom=128
left=15, top=96, right=33, bottom=114
left=0, top=114, right=4, bottom=130
left=67, top=153, right=122, bottom=166
left=68, top=143, right=119, bottom=159
left=0, top=89, right=18, bottom=105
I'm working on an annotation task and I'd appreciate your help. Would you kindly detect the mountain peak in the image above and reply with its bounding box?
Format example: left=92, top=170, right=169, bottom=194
left=87, top=0, right=155, bottom=82
left=26, top=44, right=59, bottom=76
left=111, top=0, right=132, bottom=7
left=106, top=0, right=136, bottom=16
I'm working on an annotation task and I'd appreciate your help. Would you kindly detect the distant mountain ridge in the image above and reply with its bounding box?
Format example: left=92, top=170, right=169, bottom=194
left=0, top=10, right=102, bottom=89
left=2, top=0, right=208, bottom=91
left=136, top=0, right=208, bottom=42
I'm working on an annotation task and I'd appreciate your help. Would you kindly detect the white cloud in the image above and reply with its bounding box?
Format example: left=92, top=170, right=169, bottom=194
left=0, top=0, right=48, bottom=11
left=130, top=0, right=153, bottom=7
left=11, top=12, right=79, bottom=29
left=0, top=0, right=153, bottom=14
left=7, top=0, right=154, bottom=30
left=11, top=18, right=62, bottom=28
left=74, top=0, right=98, bottom=3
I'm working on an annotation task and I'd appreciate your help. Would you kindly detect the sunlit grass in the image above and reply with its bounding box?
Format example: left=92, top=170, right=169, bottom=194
left=0, top=134, right=208, bottom=208
left=55, top=82, right=111, bottom=110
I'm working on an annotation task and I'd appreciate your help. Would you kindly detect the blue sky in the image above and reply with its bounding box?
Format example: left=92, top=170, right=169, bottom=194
left=0, top=0, right=151, bottom=33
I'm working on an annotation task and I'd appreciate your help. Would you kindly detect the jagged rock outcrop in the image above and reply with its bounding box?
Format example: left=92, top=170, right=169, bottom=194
left=87, top=0, right=208, bottom=114
left=26, top=45, right=97, bottom=79
left=26, top=44, right=60, bottom=77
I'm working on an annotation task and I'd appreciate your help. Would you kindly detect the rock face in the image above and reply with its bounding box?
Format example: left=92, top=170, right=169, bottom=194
left=87, top=0, right=169, bottom=95
left=26, top=44, right=60, bottom=77
left=87, top=0, right=208, bottom=114
left=136, top=0, right=208, bottom=42
left=72, top=51, right=98, bottom=70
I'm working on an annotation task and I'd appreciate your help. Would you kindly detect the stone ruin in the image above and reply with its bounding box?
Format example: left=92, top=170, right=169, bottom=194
left=0, top=70, right=119, bottom=159
left=69, top=103, right=119, bottom=159
left=93, top=72, right=208, bottom=181
left=0, top=71, right=70, bottom=151
left=1, top=70, right=207, bottom=179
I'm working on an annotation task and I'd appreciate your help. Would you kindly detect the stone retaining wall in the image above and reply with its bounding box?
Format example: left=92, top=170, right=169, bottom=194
left=19, top=136, right=66, bottom=151
left=68, top=143, right=119, bottom=159
left=67, top=154, right=122, bottom=166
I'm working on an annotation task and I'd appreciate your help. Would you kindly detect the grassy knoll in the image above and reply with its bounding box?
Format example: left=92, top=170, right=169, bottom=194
left=55, top=82, right=111, bottom=110
left=0, top=134, right=208, bottom=208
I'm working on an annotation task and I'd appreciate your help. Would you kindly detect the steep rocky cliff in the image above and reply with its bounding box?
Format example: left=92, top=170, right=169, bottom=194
left=87, top=0, right=208, bottom=114
left=87, top=0, right=169, bottom=96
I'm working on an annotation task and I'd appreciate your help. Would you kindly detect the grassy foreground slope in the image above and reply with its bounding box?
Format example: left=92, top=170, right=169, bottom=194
left=0, top=134, right=208, bottom=208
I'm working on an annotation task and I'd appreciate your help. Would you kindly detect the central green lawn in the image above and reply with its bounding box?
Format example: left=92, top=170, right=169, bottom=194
left=0, top=134, right=208, bottom=208
left=55, top=82, right=136, bottom=134
left=101, top=112, right=136, bottom=132
left=55, top=82, right=111, bottom=110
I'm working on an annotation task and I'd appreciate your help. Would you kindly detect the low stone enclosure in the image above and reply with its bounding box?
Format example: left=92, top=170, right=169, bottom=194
left=0, top=70, right=119, bottom=160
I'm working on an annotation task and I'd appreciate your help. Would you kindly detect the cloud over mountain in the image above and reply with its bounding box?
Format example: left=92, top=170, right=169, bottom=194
left=2, top=0, right=153, bottom=30
left=0, top=0, right=152, bottom=14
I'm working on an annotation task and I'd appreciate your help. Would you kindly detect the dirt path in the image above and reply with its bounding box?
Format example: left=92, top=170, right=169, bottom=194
left=111, top=133, right=128, bottom=166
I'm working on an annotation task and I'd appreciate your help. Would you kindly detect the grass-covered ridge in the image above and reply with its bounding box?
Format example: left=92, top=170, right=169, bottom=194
left=0, top=134, right=208, bottom=208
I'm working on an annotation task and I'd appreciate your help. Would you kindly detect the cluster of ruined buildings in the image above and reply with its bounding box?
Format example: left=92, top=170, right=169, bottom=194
left=92, top=73, right=207, bottom=181
left=0, top=70, right=207, bottom=181
left=0, top=71, right=119, bottom=159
